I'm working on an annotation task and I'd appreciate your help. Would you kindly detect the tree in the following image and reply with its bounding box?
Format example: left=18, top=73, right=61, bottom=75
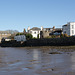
left=25, top=33, right=33, bottom=40
left=60, top=33, right=68, bottom=38
left=16, top=33, right=24, bottom=36
left=16, top=32, right=32, bottom=40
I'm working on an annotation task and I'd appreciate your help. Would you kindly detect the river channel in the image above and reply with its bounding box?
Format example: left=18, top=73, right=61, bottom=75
left=0, top=47, right=75, bottom=75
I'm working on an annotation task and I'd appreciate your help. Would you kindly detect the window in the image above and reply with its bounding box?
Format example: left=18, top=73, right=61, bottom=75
left=34, top=32, right=36, bottom=34
left=72, top=30, right=74, bottom=34
left=72, top=25, right=74, bottom=29
left=64, top=31, right=66, bottom=34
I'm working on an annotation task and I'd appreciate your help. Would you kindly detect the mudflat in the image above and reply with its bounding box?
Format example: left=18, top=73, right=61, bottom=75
left=0, top=46, right=75, bottom=75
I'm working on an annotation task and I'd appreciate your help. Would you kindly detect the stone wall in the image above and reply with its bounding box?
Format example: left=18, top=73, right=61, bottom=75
left=1, top=36, right=75, bottom=47
left=25, top=37, right=75, bottom=46
left=1, top=40, right=22, bottom=47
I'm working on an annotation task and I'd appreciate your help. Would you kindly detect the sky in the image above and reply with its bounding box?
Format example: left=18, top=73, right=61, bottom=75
left=0, top=0, right=75, bottom=32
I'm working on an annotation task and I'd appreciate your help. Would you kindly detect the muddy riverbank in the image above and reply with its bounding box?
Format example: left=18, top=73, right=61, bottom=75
left=0, top=46, right=75, bottom=75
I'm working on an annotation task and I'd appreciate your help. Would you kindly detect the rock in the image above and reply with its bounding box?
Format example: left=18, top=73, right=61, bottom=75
left=49, top=52, right=62, bottom=54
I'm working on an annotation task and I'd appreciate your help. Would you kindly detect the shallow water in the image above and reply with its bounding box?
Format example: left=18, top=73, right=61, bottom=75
left=0, top=47, right=75, bottom=75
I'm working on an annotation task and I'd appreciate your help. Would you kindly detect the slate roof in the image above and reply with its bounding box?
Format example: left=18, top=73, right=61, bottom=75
left=43, top=28, right=53, bottom=31
left=30, top=27, right=41, bottom=31
left=55, top=28, right=62, bottom=30
left=62, top=24, right=68, bottom=27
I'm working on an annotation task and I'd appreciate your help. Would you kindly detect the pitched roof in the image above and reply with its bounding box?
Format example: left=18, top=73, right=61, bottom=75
left=43, top=28, right=52, bottom=30
left=30, top=27, right=41, bottom=31
left=55, top=28, right=62, bottom=30
left=63, top=24, right=68, bottom=27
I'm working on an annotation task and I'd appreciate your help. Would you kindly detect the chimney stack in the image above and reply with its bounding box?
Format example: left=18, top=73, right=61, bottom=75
left=27, top=26, right=30, bottom=32
left=41, top=26, right=43, bottom=31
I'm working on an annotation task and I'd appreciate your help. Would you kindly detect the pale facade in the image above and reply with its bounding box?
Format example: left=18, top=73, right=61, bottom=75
left=62, top=22, right=75, bottom=36
left=27, top=27, right=41, bottom=38
left=14, top=35, right=26, bottom=42
left=30, top=30, right=40, bottom=38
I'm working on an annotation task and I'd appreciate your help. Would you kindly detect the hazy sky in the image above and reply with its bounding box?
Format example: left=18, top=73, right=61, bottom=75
left=0, top=0, right=75, bottom=32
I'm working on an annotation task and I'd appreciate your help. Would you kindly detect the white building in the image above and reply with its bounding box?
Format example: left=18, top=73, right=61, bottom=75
left=27, top=27, right=41, bottom=38
left=62, top=22, right=75, bottom=36
left=14, top=35, right=26, bottom=42
left=0, top=31, right=11, bottom=42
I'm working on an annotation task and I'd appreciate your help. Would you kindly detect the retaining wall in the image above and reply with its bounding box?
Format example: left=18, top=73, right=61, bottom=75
left=25, top=37, right=75, bottom=46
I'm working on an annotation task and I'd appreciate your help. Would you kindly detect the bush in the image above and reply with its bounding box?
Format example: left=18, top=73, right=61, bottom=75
left=16, top=33, right=24, bottom=36
left=60, top=34, right=64, bottom=38
left=25, top=33, right=33, bottom=40
left=60, top=33, right=68, bottom=38
left=64, top=33, right=68, bottom=37
left=51, top=35, right=56, bottom=38
left=45, top=36, right=51, bottom=38
left=16, top=33, right=33, bottom=40
left=33, top=37, right=37, bottom=39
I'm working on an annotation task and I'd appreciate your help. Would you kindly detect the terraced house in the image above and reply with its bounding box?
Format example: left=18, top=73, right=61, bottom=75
left=0, top=31, right=11, bottom=42
left=41, top=26, right=62, bottom=38
left=27, top=26, right=62, bottom=38
left=62, top=22, right=75, bottom=36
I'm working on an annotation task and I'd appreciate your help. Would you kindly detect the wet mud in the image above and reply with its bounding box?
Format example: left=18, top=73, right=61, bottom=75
left=0, top=46, right=75, bottom=75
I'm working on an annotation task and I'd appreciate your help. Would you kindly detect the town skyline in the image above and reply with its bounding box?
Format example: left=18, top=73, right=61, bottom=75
left=0, top=0, right=75, bottom=32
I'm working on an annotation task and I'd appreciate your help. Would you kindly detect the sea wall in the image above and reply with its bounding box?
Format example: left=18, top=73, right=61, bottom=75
left=1, top=40, right=22, bottom=47
left=1, top=36, right=75, bottom=47
left=25, top=37, right=75, bottom=46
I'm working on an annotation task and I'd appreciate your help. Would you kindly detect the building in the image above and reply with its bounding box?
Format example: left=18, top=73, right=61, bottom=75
left=41, top=26, right=62, bottom=38
left=27, top=26, right=62, bottom=38
left=50, top=28, right=62, bottom=35
left=42, top=27, right=55, bottom=38
left=62, top=22, right=75, bottom=36
left=0, top=31, right=11, bottom=42
left=27, top=27, right=41, bottom=38
left=14, top=35, right=26, bottom=42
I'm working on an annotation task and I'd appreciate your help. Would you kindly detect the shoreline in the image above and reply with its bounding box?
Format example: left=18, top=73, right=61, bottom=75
left=1, top=46, right=75, bottom=52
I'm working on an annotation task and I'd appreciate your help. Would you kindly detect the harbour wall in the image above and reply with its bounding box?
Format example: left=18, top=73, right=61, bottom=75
left=1, top=36, right=75, bottom=47
left=25, top=37, right=75, bottom=46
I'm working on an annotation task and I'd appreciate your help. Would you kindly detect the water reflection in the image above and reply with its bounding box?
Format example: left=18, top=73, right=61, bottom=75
left=71, top=52, right=75, bottom=71
left=33, top=49, right=39, bottom=60
left=32, top=48, right=72, bottom=73
left=0, top=48, right=8, bottom=67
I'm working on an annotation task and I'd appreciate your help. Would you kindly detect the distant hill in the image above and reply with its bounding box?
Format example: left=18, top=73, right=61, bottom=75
left=6, top=30, right=19, bottom=34
left=0, top=30, right=19, bottom=34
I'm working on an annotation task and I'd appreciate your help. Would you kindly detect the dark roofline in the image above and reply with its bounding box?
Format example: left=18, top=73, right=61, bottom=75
left=30, top=27, right=41, bottom=30
left=62, top=24, right=68, bottom=27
